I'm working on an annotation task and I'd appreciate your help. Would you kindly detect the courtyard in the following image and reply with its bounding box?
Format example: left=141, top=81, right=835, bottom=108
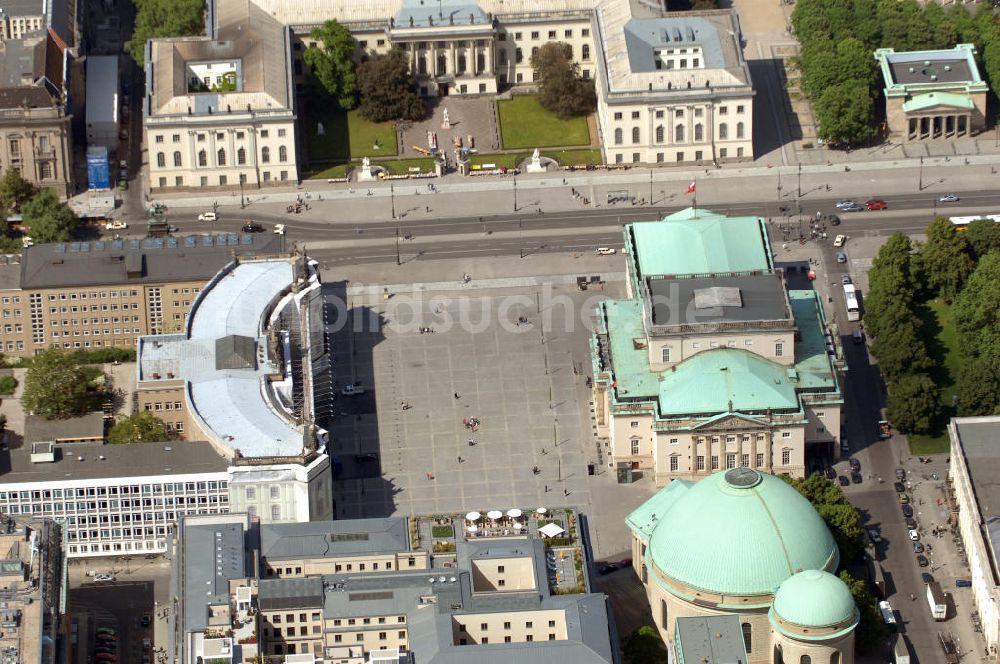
left=321, top=269, right=656, bottom=559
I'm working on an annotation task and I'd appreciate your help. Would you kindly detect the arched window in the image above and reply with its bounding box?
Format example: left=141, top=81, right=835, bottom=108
left=278, top=145, right=288, bottom=163
left=173, top=151, right=182, bottom=167
left=582, top=44, right=590, bottom=60
left=418, top=55, right=427, bottom=74
left=737, top=121, right=745, bottom=139
left=198, top=150, right=207, bottom=167
left=632, top=127, right=640, bottom=144
left=614, top=128, right=623, bottom=145
left=660, top=600, right=667, bottom=627
left=741, top=622, right=751, bottom=653
left=719, top=123, right=728, bottom=140
left=156, top=153, right=165, bottom=168
left=261, top=146, right=270, bottom=163
left=774, top=644, right=783, bottom=664
left=237, top=147, right=246, bottom=165
left=437, top=53, right=447, bottom=75
left=800, top=656, right=811, bottom=664
left=457, top=54, right=467, bottom=74
left=830, top=653, right=840, bottom=664
left=675, top=124, right=684, bottom=142
left=217, top=148, right=226, bottom=166
left=694, top=124, right=703, bottom=141
left=655, top=125, right=664, bottom=143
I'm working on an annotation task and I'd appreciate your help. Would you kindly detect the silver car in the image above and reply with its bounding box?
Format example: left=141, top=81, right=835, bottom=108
left=938, top=193, right=960, bottom=203
left=835, top=200, right=858, bottom=209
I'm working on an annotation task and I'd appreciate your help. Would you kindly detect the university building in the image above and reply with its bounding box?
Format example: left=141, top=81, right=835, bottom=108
left=590, top=208, right=845, bottom=485
left=143, top=0, right=755, bottom=192
left=0, top=232, right=283, bottom=358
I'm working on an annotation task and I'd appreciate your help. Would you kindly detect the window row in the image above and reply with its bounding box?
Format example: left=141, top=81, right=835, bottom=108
left=155, top=145, right=289, bottom=169
left=612, top=122, right=746, bottom=145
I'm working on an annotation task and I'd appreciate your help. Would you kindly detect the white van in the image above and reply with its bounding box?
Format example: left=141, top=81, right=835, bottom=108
left=198, top=212, right=217, bottom=222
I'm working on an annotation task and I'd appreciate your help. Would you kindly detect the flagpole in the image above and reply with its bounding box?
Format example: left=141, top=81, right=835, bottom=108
left=693, top=180, right=697, bottom=213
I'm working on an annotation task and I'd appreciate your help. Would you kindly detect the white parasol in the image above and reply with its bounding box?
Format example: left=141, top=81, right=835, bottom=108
left=506, top=508, right=522, bottom=518
left=486, top=510, right=503, bottom=520
left=466, top=511, right=481, bottom=522
left=467, top=524, right=478, bottom=533
left=539, top=522, right=565, bottom=538
left=535, top=507, right=548, bottom=515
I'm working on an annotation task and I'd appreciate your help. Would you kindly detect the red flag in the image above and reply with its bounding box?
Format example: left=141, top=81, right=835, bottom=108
left=686, top=181, right=696, bottom=194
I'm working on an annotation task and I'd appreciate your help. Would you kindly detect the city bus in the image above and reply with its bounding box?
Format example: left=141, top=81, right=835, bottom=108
left=949, top=214, right=1000, bottom=230
left=843, top=284, right=860, bottom=322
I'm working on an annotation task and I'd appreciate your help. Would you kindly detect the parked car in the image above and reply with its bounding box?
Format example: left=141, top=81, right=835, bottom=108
left=898, top=492, right=909, bottom=504
left=938, top=193, right=960, bottom=203
left=896, top=467, right=906, bottom=480
left=849, top=458, right=861, bottom=472
left=835, top=251, right=848, bottom=263
left=273, top=224, right=286, bottom=235
left=955, top=579, right=972, bottom=587
left=828, top=214, right=841, bottom=226
left=838, top=475, right=850, bottom=487
left=851, top=471, right=863, bottom=484
left=198, top=212, right=217, bottom=222
left=865, top=199, right=888, bottom=210
left=841, top=274, right=852, bottom=285
left=917, top=554, right=929, bottom=567
left=922, top=572, right=935, bottom=584
left=597, top=563, right=618, bottom=575
left=140, top=614, right=151, bottom=627
left=595, top=247, right=616, bottom=255
left=824, top=467, right=837, bottom=480
left=840, top=436, right=849, bottom=452
left=833, top=234, right=847, bottom=247
left=93, top=574, right=114, bottom=583
left=913, top=542, right=924, bottom=553
left=894, top=481, right=905, bottom=493
left=341, top=385, right=365, bottom=396
left=105, top=220, right=127, bottom=230
left=905, top=517, right=918, bottom=529
left=241, top=222, right=264, bottom=233
left=868, top=529, right=882, bottom=544
left=902, top=504, right=914, bottom=518
left=908, top=529, right=920, bottom=541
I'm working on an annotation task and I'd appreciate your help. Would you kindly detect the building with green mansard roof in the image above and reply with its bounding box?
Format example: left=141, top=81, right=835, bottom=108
left=589, top=208, right=846, bottom=485
left=626, top=468, right=859, bottom=663
left=875, top=45, right=987, bottom=143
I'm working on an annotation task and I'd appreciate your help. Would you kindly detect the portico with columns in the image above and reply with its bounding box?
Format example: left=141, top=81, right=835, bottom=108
left=876, top=45, right=988, bottom=144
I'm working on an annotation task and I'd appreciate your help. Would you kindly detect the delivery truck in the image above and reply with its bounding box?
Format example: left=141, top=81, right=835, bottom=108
left=892, top=634, right=910, bottom=664
left=927, top=581, right=947, bottom=620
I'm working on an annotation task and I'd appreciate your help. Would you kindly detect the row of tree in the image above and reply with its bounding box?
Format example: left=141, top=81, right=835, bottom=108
left=782, top=473, right=885, bottom=654
left=127, top=0, right=205, bottom=67
left=0, top=169, right=80, bottom=251
left=791, top=0, right=1000, bottom=145
left=865, top=218, right=1000, bottom=432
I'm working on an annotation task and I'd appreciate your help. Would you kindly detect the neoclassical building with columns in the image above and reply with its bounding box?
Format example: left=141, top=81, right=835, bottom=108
left=875, top=44, right=988, bottom=143
left=627, top=467, right=859, bottom=664
left=590, top=208, right=846, bottom=485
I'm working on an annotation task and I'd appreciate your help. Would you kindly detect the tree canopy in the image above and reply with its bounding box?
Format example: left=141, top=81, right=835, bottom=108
left=839, top=570, right=888, bottom=654
left=920, top=217, right=974, bottom=301
left=0, top=168, right=36, bottom=212
left=783, top=473, right=864, bottom=564
left=303, top=20, right=358, bottom=110
left=128, top=0, right=205, bottom=67
left=21, top=348, right=95, bottom=419
left=108, top=412, right=177, bottom=444
left=356, top=49, right=425, bottom=123
left=531, top=42, right=596, bottom=120
left=621, top=626, right=666, bottom=664
left=21, top=189, right=79, bottom=243
left=886, top=372, right=942, bottom=434
left=963, top=219, right=1000, bottom=260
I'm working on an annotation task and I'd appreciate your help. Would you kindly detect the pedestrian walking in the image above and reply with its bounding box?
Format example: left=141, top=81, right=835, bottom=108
left=563, top=488, right=569, bottom=496
left=426, top=206, right=431, bottom=213
left=458, top=456, right=464, bottom=464
left=454, top=392, right=460, bottom=399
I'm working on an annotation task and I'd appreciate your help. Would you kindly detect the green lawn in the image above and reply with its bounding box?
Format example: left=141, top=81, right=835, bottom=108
left=908, top=298, right=960, bottom=455
left=469, top=152, right=529, bottom=169
left=543, top=148, right=603, bottom=167
left=304, top=107, right=397, bottom=161
left=497, top=96, right=591, bottom=149
left=431, top=525, right=454, bottom=538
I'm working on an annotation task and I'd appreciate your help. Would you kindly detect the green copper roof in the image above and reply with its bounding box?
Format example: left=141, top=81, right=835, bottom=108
left=643, top=469, right=839, bottom=597
left=902, top=91, right=975, bottom=112
left=658, top=348, right=799, bottom=416
left=625, top=479, right=692, bottom=541
left=598, top=299, right=661, bottom=400
left=789, top=290, right=841, bottom=392
left=628, top=208, right=771, bottom=278
left=770, top=570, right=859, bottom=639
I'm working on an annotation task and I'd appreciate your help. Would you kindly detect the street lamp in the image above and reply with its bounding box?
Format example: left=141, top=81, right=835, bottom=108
left=797, top=163, right=802, bottom=198
left=919, top=156, right=924, bottom=191
left=519, top=217, right=523, bottom=258
left=390, top=183, right=396, bottom=220
left=395, top=226, right=401, bottom=266
left=513, top=174, right=518, bottom=212
left=239, top=178, right=246, bottom=209
left=649, top=168, right=653, bottom=205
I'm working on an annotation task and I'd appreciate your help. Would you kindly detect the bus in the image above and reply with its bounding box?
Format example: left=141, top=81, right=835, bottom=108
left=949, top=214, right=1000, bottom=230
left=843, top=284, right=860, bottom=322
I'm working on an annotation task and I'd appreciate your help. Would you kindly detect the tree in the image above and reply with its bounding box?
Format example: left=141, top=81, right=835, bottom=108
left=302, top=20, right=358, bottom=110
left=784, top=474, right=864, bottom=566
left=870, top=322, right=933, bottom=380
left=886, top=372, right=941, bottom=434
left=20, top=189, right=79, bottom=243
left=21, top=348, right=93, bottom=419
left=531, top=42, right=597, bottom=119
left=964, top=220, right=1000, bottom=259
left=956, top=361, right=1000, bottom=416
left=356, top=49, right=425, bottom=123
left=108, top=412, right=177, bottom=444
left=815, top=79, right=875, bottom=145
left=839, top=570, right=888, bottom=654
left=0, top=168, right=36, bottom=212
left=953, top=252, right=1000, bottom=353
left=621, top=626, right=666, bottom=664
left=921, top=217, right=974, bottom=301
left=128, top=0, right=205, bottom=67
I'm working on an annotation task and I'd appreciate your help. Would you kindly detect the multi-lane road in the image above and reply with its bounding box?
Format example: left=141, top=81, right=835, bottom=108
left=144, top=188, right=1000, bottom=266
